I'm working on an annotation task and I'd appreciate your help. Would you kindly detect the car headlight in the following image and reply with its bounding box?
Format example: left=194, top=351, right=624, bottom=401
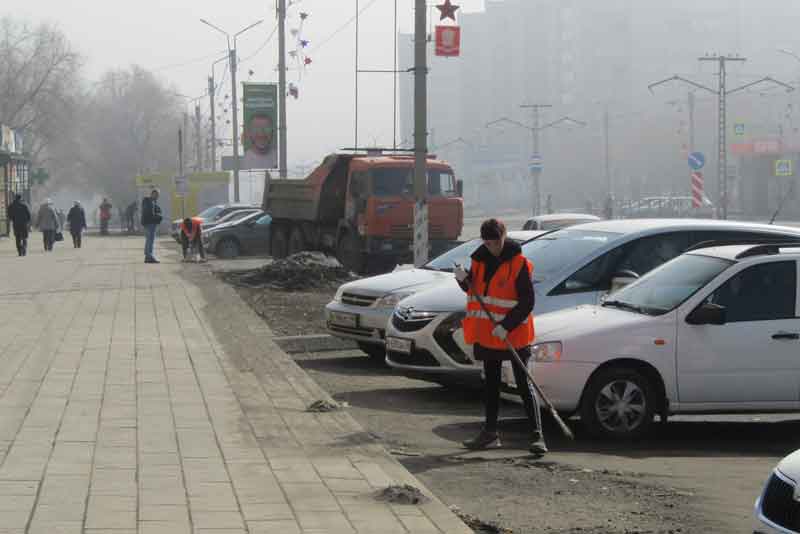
left=376, top=291, right=414, bottom=308
left=532, top=342, right=562, bottom=363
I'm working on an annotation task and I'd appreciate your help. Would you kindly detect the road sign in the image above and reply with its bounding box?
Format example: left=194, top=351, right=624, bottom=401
left=775, top=159, right=793, bottom=177
left=734, top=123, right=745, bottom=136
left=688, top=152, right=705, bottom=171
left=529, top=154, right=543, bottom=172
left=174, top=175, right=188, bottom=195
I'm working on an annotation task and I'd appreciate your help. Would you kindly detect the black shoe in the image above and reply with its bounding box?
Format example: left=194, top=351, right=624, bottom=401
left=145, top=257, right=160, bottom=264
left=463, top=430, right=501, bottom=450
left=529, top=430, right=548, bottom=455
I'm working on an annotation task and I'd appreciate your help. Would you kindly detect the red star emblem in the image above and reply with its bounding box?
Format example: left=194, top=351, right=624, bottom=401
left=436, top=0, right=459, bottom=21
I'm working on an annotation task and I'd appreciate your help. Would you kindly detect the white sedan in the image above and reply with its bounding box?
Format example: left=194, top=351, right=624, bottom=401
left=512, top=242, right=800, bottom=439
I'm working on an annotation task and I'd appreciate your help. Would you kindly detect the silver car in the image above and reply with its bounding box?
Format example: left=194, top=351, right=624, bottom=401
left=324, top=231, right=542, bottom=361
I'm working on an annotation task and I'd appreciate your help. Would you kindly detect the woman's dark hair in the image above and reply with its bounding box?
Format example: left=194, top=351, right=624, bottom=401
left=480, top=218, right=506, bottom=240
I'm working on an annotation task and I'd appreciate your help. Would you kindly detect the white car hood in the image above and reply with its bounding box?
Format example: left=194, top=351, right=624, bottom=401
left=339, top=268, right=453, bottom=298
left=777, top=449, right=800, bottom=484
left=397, top=279, right=466, bottom=312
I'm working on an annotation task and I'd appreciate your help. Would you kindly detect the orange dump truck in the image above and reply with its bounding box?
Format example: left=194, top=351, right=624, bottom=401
left=264, top=151, right=464, bottom=271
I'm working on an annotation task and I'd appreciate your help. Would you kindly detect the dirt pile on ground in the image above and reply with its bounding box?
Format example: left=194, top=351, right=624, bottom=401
left=306, top=399, right=347, bottom=412
left=218, top=252, right=358, bottom=291
left=374, top=484, right=430, bottom=505
left=450, top=506, right=512, bottom=534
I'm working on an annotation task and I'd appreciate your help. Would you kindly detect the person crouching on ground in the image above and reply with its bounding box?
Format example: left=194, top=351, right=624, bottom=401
left=179, top=217, right=206, bottom=263
left=67, top=201, right=87, bottom=248
left=455, top=218, right=547, bottom=455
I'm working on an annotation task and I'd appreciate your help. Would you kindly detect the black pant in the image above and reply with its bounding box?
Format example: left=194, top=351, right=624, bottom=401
left=13, top=229, right=27, bottom=256
left=180, top=233, right=205, bottom=259
left=482, top=348, right=542, bottom=434
left=71, top=230, right=82, bottom=248
left=42, top=230, right=56, bottom=251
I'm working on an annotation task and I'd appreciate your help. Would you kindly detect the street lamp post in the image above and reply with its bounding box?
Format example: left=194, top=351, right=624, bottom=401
left=200, top=18, right=264, bottom=203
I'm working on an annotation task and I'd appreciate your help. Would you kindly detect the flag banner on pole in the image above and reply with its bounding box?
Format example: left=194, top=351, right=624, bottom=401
left=435, top=26, right=461, bottom=57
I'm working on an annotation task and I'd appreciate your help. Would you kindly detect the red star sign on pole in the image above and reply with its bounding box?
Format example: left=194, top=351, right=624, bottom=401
left=436, top=0, right=459, bottom=21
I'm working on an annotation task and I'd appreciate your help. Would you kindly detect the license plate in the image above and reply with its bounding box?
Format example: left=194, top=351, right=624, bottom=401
left=386, top=336, right=413, bottom=355
left=329, top=312, right=358, bottom=328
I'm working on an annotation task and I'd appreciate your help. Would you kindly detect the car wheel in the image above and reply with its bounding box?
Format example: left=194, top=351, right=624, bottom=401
left=271, top=225, right=289, bottom=259
left=216, top=238, right=241, bottom=259
left=337, top=232, right=364, bottom=273
left=288, top=226, right=305, bottom=256
left=580, top=367, right=655, bottom=440
left=357, top=342, right=386, bottom=363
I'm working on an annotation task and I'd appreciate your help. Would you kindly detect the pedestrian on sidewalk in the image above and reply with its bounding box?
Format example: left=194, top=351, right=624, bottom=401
left=99, top=197, right=112, bottom=235
left=67, top=201, right=87, bottom=248
left=141, top=190, right=162, bottom=264
left=179, top=217, right=207, bottom=262
left=7, top=194, right=31, bottom=256
left=36, top=199, right=60, bottom=252
left=455, top=218, right=547, bottom=455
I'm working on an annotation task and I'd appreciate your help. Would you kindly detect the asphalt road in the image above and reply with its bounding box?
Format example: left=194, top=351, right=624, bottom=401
left=289, top=347, right=800, bottom=534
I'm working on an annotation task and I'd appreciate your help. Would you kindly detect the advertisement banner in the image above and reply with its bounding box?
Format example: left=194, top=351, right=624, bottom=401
left=241, top=83, right=278, bottom=170
left=1, top=125, right=15, bottom=153
left=435, top=26, right=461, bottom=57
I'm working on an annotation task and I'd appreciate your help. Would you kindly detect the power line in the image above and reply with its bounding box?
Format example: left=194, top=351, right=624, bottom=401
left=310, top=0, right=382, bottom=55
left=151, top=50, right=228, bottom=73
left=240, top=24, right=279, bottom=65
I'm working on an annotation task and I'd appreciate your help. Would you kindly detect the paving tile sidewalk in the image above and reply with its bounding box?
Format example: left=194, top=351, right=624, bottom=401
left=0, top=235, right=470, bottom=534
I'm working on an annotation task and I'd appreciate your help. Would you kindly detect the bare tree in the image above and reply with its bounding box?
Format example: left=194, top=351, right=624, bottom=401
left=0, top=17, right=83, bottom=166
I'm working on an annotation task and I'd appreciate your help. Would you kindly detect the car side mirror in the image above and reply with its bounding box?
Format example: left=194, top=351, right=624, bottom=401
left=609, top=270, right=639, bottom=293
left=686, top=303, right=726, bottom=326
left=456, top=180, right=464, bottom=197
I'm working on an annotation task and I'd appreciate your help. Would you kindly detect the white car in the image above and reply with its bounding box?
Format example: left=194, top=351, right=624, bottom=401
left=386, top=219, right=800, bottom=383
left=324, top=231, right=542, bottom=360
left=511, top=242, right=800, bottom=440
left=755, top=449, right=800, bottom=534
left=522, top=213, right=600, bottom=231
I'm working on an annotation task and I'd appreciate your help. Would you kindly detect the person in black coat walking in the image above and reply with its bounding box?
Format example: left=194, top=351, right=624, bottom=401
left=67, top=201, right=87, bottom=248
left=6, top=194, right=31, bottom=256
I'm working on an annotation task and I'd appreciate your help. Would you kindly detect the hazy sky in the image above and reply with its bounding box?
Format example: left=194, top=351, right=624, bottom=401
left=14, top=0, right=483, bottom=170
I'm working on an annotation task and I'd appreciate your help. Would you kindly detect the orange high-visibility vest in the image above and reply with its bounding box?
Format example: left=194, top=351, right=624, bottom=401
left=180, top=217, right=202, bottom=240
left=463, top=254, right=535, bottom=350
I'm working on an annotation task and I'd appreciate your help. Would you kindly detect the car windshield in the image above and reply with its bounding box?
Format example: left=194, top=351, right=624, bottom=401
left=217, top=210, right=257, bottom=224
left=603, top=254, right=733, bottom=316
left=196, top=206, right=223, bottom=220
left=372, top=168, right=457, bottom=197
left=255, top=214, right=272, bottom=226
left=521, top=229, right=619, bottom=282
left=540, top=219, right=591, bottom=231
left=423, top=239, right=482, bottom=272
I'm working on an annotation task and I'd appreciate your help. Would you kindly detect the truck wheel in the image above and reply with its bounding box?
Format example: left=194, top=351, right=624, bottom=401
left=580, top=367, right=656, bottom=440
left=337, top=232, right=364, bottom=273
left=288, top=227, right=305, bottom=256
left=357, top=342, right=386, bottom=363
left=216, top=238, right=241, bottom=259
left=271, top=226, right=289, bottom=259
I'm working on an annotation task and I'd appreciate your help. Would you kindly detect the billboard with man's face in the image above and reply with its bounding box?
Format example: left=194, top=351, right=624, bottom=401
left=241, top=83, right=278, bottom=170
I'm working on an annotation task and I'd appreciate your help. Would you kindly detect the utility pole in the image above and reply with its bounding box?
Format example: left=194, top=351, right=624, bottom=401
left=230, top=48, right=241, bottom=202
left=688, top=91, right=696, bottom=152
left=182, top=111, right=189, bottom=177
left=277, top=0, right=288, bottom=178
left=650, top=56, right=792, bottom=220
left=412, top=0, right=428, bottom=266
left=603, top=106, right=611, bottom=198
left=194, top=105, right=202, bottom=172
left=208, top=76, right=217, bottom=172
left=178, top=128, right=185, bottom=218
left=520, top=104, right=551, bottom=216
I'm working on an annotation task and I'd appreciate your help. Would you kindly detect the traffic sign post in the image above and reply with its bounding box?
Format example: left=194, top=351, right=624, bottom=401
left=174, top=175, right=188, bottom=218
left=691, top=171, right=704, bottom=208
left=734, top=123, right=745, bottom=136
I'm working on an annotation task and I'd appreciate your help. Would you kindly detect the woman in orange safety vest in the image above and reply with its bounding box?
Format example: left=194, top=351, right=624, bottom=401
left=179, top=217, right=206, bottom=262
left=455, top=218, right=546, bottom=455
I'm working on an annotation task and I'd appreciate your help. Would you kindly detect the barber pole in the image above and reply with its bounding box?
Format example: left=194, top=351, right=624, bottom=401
left=691, top=171, right=704, bottom=208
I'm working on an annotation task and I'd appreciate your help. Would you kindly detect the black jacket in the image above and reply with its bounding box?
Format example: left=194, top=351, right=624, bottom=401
left=67, top=206, right=87, bottom=230
left=458, top=240, right=535, bottom=333
left=141, top=197, right=162, bottom=225
left=7, top=199, right=31, bottom=228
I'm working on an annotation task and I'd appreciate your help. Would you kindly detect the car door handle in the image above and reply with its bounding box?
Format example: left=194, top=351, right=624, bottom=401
left=772, top=332, right=800, bottom=340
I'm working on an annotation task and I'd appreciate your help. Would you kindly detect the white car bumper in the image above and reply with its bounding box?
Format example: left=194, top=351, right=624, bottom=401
left=384, top=311, right=482, bottom=383
left=754, top=470, right=800, bottom=534
left=500, top=359, right=596, bottom=414
left=324, top=300, right=392, bottom=346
